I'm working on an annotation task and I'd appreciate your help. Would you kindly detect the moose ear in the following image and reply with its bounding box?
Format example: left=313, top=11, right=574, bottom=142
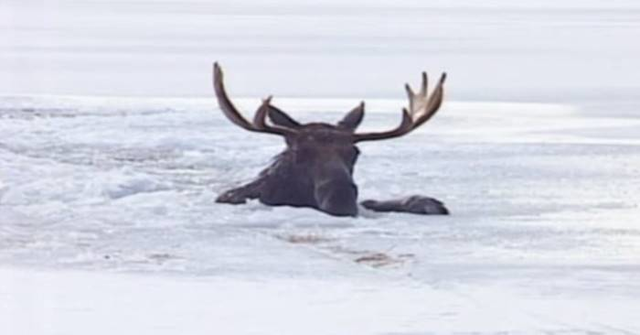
left=338, top=102, right=365, bottom=131
left=268, top=106, right=302, bottom=129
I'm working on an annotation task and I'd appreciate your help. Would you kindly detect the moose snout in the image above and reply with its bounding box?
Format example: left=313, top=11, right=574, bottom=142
left=313, top=171, right=359, bottom=217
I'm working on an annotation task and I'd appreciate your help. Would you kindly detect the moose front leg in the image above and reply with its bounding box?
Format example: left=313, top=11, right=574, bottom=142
left=361, top=195, right=449, bottom=215
left=216, top=179, right=263, bottom=204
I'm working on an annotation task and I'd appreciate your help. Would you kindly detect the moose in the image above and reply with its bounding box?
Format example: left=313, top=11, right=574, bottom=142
left=213, top=63, right=449, bottom=217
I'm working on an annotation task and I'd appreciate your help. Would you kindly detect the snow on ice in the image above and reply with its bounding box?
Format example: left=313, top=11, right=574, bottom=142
left=1, top=0, right=640, bottom=334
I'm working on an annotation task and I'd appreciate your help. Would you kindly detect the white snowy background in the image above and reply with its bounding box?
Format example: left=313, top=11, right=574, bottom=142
left=1, top=1, right=640, bottom=334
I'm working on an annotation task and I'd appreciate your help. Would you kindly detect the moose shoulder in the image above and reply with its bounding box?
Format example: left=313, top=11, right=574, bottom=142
left=213, top=63, right=449, bottom=217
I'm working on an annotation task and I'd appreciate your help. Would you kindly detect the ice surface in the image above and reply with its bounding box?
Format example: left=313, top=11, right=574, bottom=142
left=1, top=95, right=639, bottom=334
left=2, top=267, right=638, bottom=335
left=2, top=0, right=640, bottom=334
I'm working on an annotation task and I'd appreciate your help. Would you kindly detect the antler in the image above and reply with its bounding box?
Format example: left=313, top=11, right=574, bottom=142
left=213, top=62, right=297, bottom=137
left=353, top=71, right=446, bottom=142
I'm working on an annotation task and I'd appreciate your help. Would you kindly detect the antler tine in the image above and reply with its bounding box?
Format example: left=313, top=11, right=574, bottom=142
left=419, top=71, right=428, bottom=96
left=253, top=96, right=273, bottom=130
left=405, top=83, right=415, bottom=100
left=213, top=63, right=296, bottom=137
left=253, top=96, right=299, bottom=136
left=405, top=83, right=416, bottom=116
left=253, top=96, right=271, bottom=130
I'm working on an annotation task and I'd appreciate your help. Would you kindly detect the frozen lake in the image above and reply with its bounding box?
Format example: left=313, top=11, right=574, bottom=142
left=1, top=1, right=640, bottom=334
left=2, top=96, right=639, bottom=334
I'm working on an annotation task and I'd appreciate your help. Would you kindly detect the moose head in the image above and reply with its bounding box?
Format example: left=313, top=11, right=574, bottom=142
left=213, top=63, right=448, bottom=217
